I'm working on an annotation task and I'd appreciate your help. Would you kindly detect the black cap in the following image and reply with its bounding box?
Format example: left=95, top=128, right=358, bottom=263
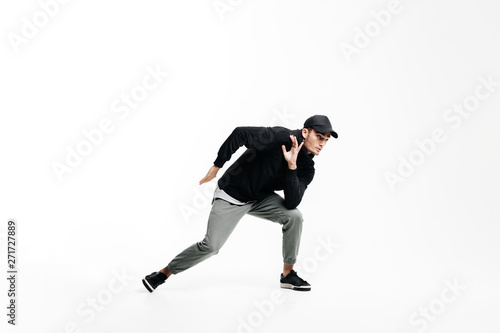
left=303, top=115, right=338, bottom=138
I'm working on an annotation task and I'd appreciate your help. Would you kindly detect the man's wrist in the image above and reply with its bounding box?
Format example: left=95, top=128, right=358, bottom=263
left=288, top=163, right=297, bottom=170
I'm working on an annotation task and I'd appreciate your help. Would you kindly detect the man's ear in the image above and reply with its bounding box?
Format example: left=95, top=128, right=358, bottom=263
left=302, top=128, right=309, bottom=139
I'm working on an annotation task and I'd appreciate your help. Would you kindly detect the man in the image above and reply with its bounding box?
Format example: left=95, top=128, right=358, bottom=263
left=143, top=115, right=337, bottom=292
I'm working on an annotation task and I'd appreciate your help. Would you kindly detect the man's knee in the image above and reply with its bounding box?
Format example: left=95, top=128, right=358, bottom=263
left=283, top=208, right=303, bottom=226
left=287, top=208, right=303, bottom=222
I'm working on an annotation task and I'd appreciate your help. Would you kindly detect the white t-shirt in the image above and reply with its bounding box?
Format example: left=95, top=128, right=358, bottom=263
left=213, top=185, right=253, bottom=206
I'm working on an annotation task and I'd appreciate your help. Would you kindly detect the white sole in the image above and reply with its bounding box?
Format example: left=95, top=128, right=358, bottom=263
left=280, top=283, right=311, bottom=291
left=142, top=278, right=154, bottom=292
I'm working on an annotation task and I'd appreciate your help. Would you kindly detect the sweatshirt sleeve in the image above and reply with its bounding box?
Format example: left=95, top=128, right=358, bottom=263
left=213, top=126, right=284, bottom=168
left=283, top=163, right=315, bottom=209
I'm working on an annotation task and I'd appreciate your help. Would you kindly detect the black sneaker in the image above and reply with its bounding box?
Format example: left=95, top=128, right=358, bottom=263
left=280, top=270, right=311, bottom=291
left=142, top=272, right=167, bottom=292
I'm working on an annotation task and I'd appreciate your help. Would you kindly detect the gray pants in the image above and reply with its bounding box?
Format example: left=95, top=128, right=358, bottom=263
left=168, top=193, right=303, bottom=274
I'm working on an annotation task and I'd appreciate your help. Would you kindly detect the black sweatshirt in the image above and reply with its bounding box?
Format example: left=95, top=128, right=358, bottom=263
left=213, top=126, right=315, bottom=209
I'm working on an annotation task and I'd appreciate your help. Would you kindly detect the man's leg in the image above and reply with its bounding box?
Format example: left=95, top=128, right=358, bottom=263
left=247, top=193, right=311, bottom=291
left=283, top=264, right=294, bottom=277
left=143, top=198, right=251, bottom=292
left=166, top=198, right=251, bottom=275
left=247, top=194, right=303, bottom=275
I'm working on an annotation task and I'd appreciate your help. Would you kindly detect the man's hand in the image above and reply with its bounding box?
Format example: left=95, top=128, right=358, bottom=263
left=282, top=135, right=304, bottom=170
left=200, top=165, right=220, bottom=185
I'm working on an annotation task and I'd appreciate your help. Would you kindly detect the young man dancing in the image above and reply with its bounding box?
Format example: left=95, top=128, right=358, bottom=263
left=143, top=115, right=337, bottom=292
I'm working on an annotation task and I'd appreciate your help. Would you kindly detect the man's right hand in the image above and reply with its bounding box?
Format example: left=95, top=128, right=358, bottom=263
left=199, top=165, right=220, bottom=185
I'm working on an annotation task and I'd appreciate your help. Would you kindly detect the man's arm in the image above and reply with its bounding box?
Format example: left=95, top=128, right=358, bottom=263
left=201, top=126, right=280, bottom=185
left=213, top=126, right=284, bottom=168
left=282, top=135, right=314, bottom=209
left=282, top=167, right=314, bottom=209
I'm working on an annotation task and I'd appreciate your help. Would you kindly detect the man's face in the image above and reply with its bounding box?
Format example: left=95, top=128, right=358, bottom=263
left=302, top=128, right=331, bottom=155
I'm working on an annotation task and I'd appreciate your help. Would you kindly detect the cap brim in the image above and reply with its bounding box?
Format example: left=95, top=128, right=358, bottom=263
left=313, top=126, right=338, bottom=138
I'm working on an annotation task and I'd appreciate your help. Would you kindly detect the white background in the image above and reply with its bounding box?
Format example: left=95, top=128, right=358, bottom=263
left=1, top=0, right=500, bottom=332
